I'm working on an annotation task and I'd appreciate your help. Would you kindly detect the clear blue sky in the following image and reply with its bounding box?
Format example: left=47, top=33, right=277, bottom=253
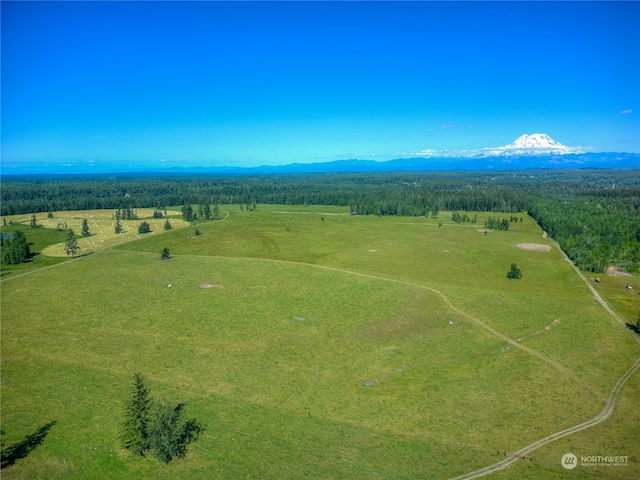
left=2, top=1, right=639, bottom=173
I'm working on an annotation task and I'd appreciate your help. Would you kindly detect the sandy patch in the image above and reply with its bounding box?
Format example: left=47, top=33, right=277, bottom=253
left=606, top=267, right=634, bottom=277
left=516, top=243, right=551, bottom=252
left=200, top=283, right=223, bottom=289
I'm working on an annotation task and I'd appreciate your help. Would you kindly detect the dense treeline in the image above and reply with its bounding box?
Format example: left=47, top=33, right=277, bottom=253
left=2, top=170, right=639, bottom=272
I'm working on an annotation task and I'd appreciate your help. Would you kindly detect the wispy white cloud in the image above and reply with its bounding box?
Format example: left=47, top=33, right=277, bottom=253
left=440, top=125, right=456, bottom=130
left=620, top=109, right=633, bottom=114
left=402, top=143, right=588, bottom=159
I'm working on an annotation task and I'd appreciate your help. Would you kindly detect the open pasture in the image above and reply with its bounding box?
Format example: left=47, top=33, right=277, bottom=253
left=1, top=206, right=638, bottom=479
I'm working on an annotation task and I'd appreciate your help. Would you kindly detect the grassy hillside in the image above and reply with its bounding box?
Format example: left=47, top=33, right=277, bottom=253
left=1, top=206, right=638, bottom=479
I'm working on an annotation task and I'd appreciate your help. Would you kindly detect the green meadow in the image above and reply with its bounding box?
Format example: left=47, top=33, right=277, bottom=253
left=1, top=205, right=638, bottom=479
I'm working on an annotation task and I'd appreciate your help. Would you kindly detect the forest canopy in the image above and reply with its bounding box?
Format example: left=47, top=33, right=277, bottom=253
left=1, top=169, right=639, bottom=273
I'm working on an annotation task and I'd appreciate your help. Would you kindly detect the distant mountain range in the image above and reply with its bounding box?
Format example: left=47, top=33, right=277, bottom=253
left=175, top=152, right=638, bottom=175
left=147, top=133, right=634, bottom=174
left=2, top=134, right=638, bottom=175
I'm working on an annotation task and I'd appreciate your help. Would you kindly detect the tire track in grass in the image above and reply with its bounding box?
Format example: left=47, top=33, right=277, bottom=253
left=178, top=252, right=640, bottom=480
left=188, top=254, right=607, bottom=401
left=447, top=244, right=640, bottom=479
left=448, top=356, right=640, bottom=480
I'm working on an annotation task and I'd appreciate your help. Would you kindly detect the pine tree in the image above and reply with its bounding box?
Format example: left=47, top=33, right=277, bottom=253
left=506, top=263, right=522, bottom=279
left=161, top=248, right=170, bottom=260
left=81, top=219, right=90, bottom=237
left=181, top=204, right=194, bottom=222
left=121, top=374, right=153, bottom=456
left=164, top=219, right=172, bottom=231
left=64, top=229, right=80, bottom=258
left=149, top=402, right=203, bottom=464
left=30, top=214, right=37, bottom=228
left=138, top=222, right=151, bottom=234
left=115, top=219, right=123, bottom=234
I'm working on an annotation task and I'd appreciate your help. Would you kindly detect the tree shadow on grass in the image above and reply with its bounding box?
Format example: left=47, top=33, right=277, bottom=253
left=1, top=421, right=57, bottom=469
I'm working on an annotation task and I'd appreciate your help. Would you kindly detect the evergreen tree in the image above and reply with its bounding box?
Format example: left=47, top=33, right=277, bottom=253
left=2, top=231, right=30, bottom=264
left=164, top=219, right=172, bottom=231
left=121, top=374, right=153, bottom=456
left=149, top=402, right=203, bottom=464
left=138, top=222, right=151, bottom=234
left=161, top=248, right=170, bottom=260
left=506, top=263, right=522, bottom=279
left=64, top=229, right=80, bottom=258
left=81, top=219, right=90, bottom=237
left=181, top=204, right=194, bottom=222
left=30, top=214, right=37, bottom=228
left=115, top=219, right=123, bottom=234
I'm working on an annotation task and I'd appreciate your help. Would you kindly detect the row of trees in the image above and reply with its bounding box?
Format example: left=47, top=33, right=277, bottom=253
left=181, top=203, right=220, bottom=222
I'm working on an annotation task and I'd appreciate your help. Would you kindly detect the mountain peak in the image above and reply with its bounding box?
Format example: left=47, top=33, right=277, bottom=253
left=505, top=133, right=569, bottom=151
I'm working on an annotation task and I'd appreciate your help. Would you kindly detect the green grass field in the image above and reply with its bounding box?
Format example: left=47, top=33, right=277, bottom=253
left=1, top=206, right=638, bottom=479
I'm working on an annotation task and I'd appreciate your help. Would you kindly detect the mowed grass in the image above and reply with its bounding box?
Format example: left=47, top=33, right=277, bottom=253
left=1, top=206, right=639, bottom=479
left=1, top=209, right=190, bottom=260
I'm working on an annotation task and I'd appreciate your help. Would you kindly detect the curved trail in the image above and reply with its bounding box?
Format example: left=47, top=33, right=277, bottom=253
left=449, top=357, right=640, bottom=479
left=3, top=211, right=638, bottom=479
left=193, top=252, right=638, bottom=479
left=200, top=254, right=606, bottom=401
left=447, top=244, right=640, bottom=479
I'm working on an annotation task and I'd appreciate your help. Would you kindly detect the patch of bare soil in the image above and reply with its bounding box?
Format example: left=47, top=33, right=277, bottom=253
left=516, top=243, right=551, bottom=252
left=606, top=267, right=634, bottom=277
left=200, top=283, right=223, bottom=289
left=477, top=229, right=491, bottom=233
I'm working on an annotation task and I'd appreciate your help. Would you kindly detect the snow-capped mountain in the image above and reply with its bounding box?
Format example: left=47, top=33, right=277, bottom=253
left=486, top=133, right=580, bottom=156
left=504, top=133, right=570, bottom=151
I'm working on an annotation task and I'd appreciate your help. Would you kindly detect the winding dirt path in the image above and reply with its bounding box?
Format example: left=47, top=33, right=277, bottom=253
left=4, top=209, right=637, bottom=478
left=198, top=254, right=606, bottom=401
left=447, top=244, right=640, bottom=480
left=193, top=251, right=639, bottom=479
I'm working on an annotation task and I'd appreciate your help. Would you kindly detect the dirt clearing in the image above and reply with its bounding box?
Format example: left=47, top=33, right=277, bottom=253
left=516, top=243, right=551, bottom=252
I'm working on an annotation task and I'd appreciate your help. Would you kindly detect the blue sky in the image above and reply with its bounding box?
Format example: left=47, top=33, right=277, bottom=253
left=2, top=1, right=639, bottom=173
